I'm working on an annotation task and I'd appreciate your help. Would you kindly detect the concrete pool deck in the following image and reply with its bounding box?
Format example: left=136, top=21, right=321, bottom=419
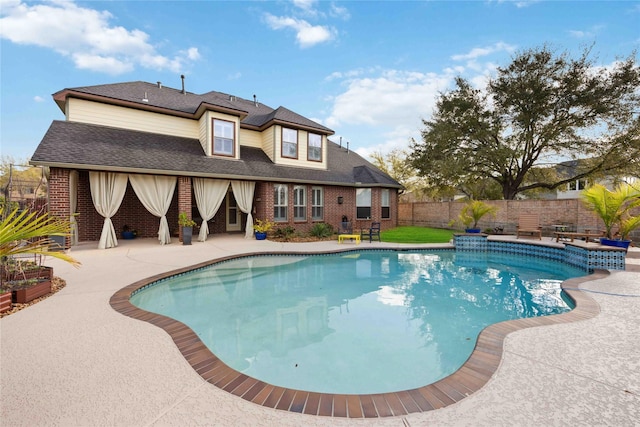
left=1, top=235, right=639, bottom=426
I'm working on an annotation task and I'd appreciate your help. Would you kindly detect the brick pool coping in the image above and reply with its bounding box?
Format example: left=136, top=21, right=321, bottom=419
left=109, top=248, right=604, bottom=418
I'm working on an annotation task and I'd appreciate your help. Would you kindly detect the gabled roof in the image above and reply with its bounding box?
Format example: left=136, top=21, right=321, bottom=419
left=31, top=121, right=401, bottom=188
left=52, top=81, right=333, bottom=134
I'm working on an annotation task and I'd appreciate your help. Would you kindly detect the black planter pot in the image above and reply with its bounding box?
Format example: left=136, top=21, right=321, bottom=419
left=182, top=226, right=193, bottom=245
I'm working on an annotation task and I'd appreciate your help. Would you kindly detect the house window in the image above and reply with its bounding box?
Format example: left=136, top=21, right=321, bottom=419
left=312, top=187, right=323, bottom=220
left=274, top=184, right=288, bottom=222
left=293, top=186, right=306, bottom=221
left=308, top=133, right=322, bottom=162
left=356, top=188, right=371, bottom=219
left=212, top=119, right=235, bottom=156
left=282, top=127, right=298, bottom=159
left=568, top=179, right=587, bottom=191
left=381, top=189, right=390, bottom=219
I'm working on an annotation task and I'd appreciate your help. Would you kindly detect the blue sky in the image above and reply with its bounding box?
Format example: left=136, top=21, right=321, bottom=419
left=1, top=0, right=639, bottom=162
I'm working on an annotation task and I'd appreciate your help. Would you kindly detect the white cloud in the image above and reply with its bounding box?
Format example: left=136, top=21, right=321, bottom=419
left=323, top=69, right=455, bottom=156
left=264, top=13, right=335, bottom=48
left=326, top=70, right=447, bottom=128
left=0, top=0, right=200, bottom=75
left=492, top=0, right=541, bottom=8
left=33, top=95, right=44, bottom=103
left=324, top=68, right=369, bottom=81
left=330, top=3, right=351, bottom=20
left=451, top=42, right=516, bottom=61
left=567, top=25, right=603, bottom=39
left=292, top=0, right=316, bottom=12
left=448, top=42, right=515, bottom=82
left=568, top=30, right=589, bottom=38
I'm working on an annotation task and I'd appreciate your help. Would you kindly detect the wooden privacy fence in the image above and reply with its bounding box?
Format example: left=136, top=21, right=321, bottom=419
left=398, top=199, right=640, bottom=241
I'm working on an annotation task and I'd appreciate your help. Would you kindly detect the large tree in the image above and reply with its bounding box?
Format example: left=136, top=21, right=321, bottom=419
left=410, top=46, right=640, bottom=199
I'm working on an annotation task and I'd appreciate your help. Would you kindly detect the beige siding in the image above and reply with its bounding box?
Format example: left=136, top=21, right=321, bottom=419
left=262, top=125, right=276, bottom=162
left=198, top=115, right=210, bottom=155
left=67, top=98, right=198, bottom=138
left=205, top=111, right=241, bottom=160
left=239, top=129, right=262, bottom=148
left=274, top=126, right=327, bottom=170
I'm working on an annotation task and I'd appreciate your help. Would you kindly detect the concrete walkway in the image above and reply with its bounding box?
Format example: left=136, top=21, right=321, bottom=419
left=1, top=236, right=639, bottom=426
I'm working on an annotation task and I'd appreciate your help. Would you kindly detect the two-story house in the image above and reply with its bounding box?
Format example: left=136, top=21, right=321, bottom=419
left=30, top=81, right=401, bottom=248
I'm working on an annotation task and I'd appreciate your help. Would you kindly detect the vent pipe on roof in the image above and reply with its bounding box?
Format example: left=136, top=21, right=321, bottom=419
left=346, top=141, right=349, bottom=153
left=142, top=91, right=148, bottom=103
left=157, top=81, right=162, bottom=89
left=339, top=136, right=342, bottom=148
left=253, top=94, right=257, bottom=106
left=181, top=74, right=185, bottom=94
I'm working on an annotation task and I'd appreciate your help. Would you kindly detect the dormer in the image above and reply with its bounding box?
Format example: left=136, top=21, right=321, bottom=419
left=198, top=111, right=242, bottom=159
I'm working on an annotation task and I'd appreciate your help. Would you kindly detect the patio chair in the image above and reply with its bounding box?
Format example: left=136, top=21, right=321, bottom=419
left=339, top=219, right=353, bottom=235
left=361, top=222, right=381, bottom=243
left=516, top=214, right=542, bottom=240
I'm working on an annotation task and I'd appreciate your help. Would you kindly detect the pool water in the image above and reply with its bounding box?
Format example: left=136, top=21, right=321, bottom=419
left=130, top=250, right=586, bottom=394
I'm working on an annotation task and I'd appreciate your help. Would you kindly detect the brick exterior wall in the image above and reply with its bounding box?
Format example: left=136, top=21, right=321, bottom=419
left=74, top=171, right=180, bottom=242
left=48, top=168, right=70, bottom=247
left=177, top=176, right=192, bottom=242
left=399, top=199, right=640, bottom=240
left=48, top=168, right=399, bottom=243
left=254, top=182, right=398, bottom=234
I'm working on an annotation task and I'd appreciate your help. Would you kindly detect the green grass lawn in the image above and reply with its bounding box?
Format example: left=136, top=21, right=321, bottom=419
left=380, top=226, right=456, bottom=244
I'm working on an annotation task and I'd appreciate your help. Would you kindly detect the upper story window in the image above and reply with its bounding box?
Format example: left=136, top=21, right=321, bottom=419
left=381, top=189, right=390, bottom=219
left=213, top=119, right=235, bottom=156
left=356, top=188, right=372, bottom=220
left=282, top=127, right=298, bottom=159
left=308, top=133, right=322, bottom=162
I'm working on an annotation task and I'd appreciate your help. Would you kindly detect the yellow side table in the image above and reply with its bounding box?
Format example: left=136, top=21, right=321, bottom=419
left=338, top=234, right=361, bottom=244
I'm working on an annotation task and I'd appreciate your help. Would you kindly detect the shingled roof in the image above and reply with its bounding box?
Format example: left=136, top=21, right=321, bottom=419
left=31, top=121, right=401, bottom=188
left=52, top=81, right=333, bottom=134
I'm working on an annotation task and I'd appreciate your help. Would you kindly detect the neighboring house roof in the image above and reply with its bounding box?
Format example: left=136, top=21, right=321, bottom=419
left=31, top=121, right=401, bottom=188
left=52, top=81, right=334, bottom=134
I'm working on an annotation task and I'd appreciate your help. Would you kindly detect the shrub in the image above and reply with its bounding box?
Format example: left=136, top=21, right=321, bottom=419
left=310, top=222, right=334, bottom=238
left=274, top=225, right=296, bottom=239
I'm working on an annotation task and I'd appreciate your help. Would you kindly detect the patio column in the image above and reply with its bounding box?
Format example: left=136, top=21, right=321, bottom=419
left=178, top=177, right=192, bottom=242
left=48, top=168, right=70, bottom=249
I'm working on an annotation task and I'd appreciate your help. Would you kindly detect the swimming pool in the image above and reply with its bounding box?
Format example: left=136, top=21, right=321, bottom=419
left=130, top=250, right=586, bottom=395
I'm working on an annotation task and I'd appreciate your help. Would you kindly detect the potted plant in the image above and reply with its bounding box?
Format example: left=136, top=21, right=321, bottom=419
left=581, top=183, right=640, bottom=250
left=451, top=200, right=498, bottom=233
left=121, top=225, right=136, bottom=240
left=253, top=219, right=274, bottom=240
left=0, top=207, right=80, bottom=308
left=178, top=212, right=197, bottom=245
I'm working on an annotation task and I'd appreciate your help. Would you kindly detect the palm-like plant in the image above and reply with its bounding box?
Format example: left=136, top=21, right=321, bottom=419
left=581, top=183, right=640, bottom=240
left=459, top=200, right=498, bottom=229
left=0, top=208, right=80, bottom=284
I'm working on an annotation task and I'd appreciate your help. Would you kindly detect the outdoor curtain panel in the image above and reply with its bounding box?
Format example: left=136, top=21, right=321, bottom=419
left=193, top=178, right=229, bottom=242
left=230, top=180, right=255, bottom=239
left=69, top=170, right=79, bottom=246
left=129, top=174, right=177, bottom=245
left=89, top=172, right=128, bottom=250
